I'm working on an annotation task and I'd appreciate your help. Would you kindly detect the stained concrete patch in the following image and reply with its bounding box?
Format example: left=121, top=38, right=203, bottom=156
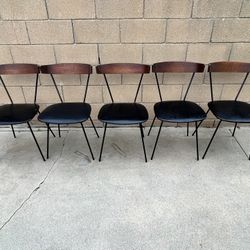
left=0, top=128, right=249, bottom=250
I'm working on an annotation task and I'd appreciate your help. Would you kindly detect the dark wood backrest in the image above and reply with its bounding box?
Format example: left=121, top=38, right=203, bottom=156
left=96, top=63, right=150, bottom=74
left=208, top=61, right=250, bottom=72
left=152, top=61, right=205, bottom=73
left=208, top=61, right=250, bottom=102
left=40, top=63, right=92, bottom=74
left=0, top=64, right=39, bottom=74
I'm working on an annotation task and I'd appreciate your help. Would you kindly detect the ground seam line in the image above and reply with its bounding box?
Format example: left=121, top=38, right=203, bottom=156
left=0, top=135, right=67, bottom=232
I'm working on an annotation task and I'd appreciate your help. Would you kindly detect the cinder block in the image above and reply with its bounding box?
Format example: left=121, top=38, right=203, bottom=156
left=212, top=19, right=250, bottom=42
left=54, top=44, right=98, bottom=65
left=144, top=0, right=192, bottom=18
left=0, top=0, right=47, bottom=20
left=204, top=72, right=250, bottom=85
left=143, top=44, right=187, bottom=64
left=183, top=84, right=222, bottom=102
left=187, top=43, right=231, bottom=64
left=99, top=44, right=142, bottom=63
left=11, top=45, right=56, bottom=64
left=46, top=0, right=95, bottom=19
left=0, top=46, right=13, bottom=63
left=221, top=84, right=250, bottom=102
left=1, top=75, right=38, bottom=87
left=0, top=22, right=29, bottom=44
left=143, top=85, right=183, bottom=102
left=103, top=85, right=140, bottom=102
left=230, top=43, right=250, bottom=62
left=166, top=19, right=213, bottom=42
left=162, top=73, right=204, bottom=85
left=0, top=86, right=25, bottom=104
left=240, top=0, right=250, bottom=17
left=73, top=20, right=120, bottom=43
left=96, top=0, right=143, bottom=18
left=193, top=0, right=242, bottom=17
left=27, top=21, right=73, bottom=44
left=63, top=86, right=103, bottom=103
left=23, top=86, right=62, bottom=103
left=121, top=19, right=166, bottom=43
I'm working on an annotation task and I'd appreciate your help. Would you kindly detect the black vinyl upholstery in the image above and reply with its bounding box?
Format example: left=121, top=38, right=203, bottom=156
left=98, top=103, right=148, bottom=125
left=38, top=102, right=91, bottom=124
left=208, top=100, right=250, bottom=123
left=0, top=104, right=39, bottom=125
left=154, top=100, right=206, bottom=123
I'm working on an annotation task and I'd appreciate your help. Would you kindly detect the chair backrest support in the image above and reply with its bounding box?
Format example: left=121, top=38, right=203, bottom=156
left=96, top=63, right=150, bottom=103
left=152, top=61, right=205, bottom=102
left=40, top=63, right=92, bottom=103
left=0, top=64, right=39, bottom=104
left=208, top=61, right=250, bottom=101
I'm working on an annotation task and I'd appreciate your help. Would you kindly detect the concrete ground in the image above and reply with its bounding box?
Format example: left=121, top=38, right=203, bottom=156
left=0, top=126, right=249, bottom=250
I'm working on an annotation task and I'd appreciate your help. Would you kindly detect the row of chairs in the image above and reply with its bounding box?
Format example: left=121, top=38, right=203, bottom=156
left=0, top=61, right=249, bottom=162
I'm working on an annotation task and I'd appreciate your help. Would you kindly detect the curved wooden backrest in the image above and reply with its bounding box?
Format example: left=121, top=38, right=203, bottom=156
left=96, top=63, right=150, bottom=74
left=0, top=64, right=39, bottom=74
left=40, top=63, right=92, bottom=74
left=208, top=61, right=250, bottom=72
left=152, top=61, right=205, bottom=73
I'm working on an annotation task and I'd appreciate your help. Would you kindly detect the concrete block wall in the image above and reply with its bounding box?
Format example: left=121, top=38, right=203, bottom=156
left=0, top=0, right=249, bottom=127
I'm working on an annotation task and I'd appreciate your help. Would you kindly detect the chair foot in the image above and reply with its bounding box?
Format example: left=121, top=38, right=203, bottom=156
left=192, top=109, right=210, bottom=136
left=232, top=123, right=237, bottom=137
left=11, top=125, right=16, bottom=138
left=195, top=121, right=199, bottom=161
left=90, top=117, right=99, bottom=138
left=46, top=124, right=50, bottom=159
left=151, top=121, right=163, bottom=160
left=58, top=124, right=61, bottom=137
left=187, top=122, right=189, bottom=137
left=27, top=122, right=45, bottom=161
left=99, top=123, right=107, bottom=162
left=202, top=120, right=222, bottom=159
left=148, top=116, right=156, bottom=136
left=80, top=123, right=95, bottom=160
left=139, top=124, right=147, bottom=162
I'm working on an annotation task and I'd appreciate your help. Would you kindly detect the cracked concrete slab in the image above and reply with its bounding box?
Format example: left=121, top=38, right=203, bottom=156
left=0, top=127, right=249, bottom=250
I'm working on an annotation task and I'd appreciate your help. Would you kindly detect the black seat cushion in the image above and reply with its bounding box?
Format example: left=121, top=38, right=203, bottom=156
left=154, top=101, right=206, bottom=123
left=0, top=104, right=39, bottom=125
left=38, top=103, right=91, bottom=124
left=208, top=100, right=250, bottom=123
left=98, top=103, right=148, bottom=125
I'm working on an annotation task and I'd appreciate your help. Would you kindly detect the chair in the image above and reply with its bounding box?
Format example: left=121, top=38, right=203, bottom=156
left=96, top=63, right=150, bottom=162
left=0, top=64, right=45, bottom=161
left=38, top=63, right=98, bottom=160
left=202, top=61, right=250, bottom=160
left=149, top=61, right=206, bottom=160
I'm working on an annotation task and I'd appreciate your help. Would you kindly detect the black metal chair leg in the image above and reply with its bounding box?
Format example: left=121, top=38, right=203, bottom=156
left=139, top=123, right=147, bottom=162
left=202, top=120, right=222, bottom=159
left=80, top=123, right=95, bottom=160
left=147, top=116, right=156, bottom=136
left=195, top=121, right=199, bottom=161
left=58, top=124, right=61, bottom=137
left=27, top=122, right=45, bottom=161
left=187, top=122, right=189, bottom=136
left=46, top=124, right=50, bottom=159
left=99, top=123, right=107, bottom=162
left=90, top=117, right=99, bottom=138
left=151, top=121, right=163, bottom=160
left=192, top=109, right=210, bottom=136
left=232, top=123, right=237, bottom=137
left=11, top=125, right=16, bottom=138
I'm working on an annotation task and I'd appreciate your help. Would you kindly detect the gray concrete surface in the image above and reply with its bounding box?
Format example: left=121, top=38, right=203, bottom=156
left=0, top=127, right=249, bottom=250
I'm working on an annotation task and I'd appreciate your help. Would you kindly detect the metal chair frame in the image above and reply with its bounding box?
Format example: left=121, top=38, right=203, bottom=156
left=96, top=63, right=150, bottom=162
left=149, top=61, right=206, bottom=161
left=0, top=64, right=46, bottom=161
